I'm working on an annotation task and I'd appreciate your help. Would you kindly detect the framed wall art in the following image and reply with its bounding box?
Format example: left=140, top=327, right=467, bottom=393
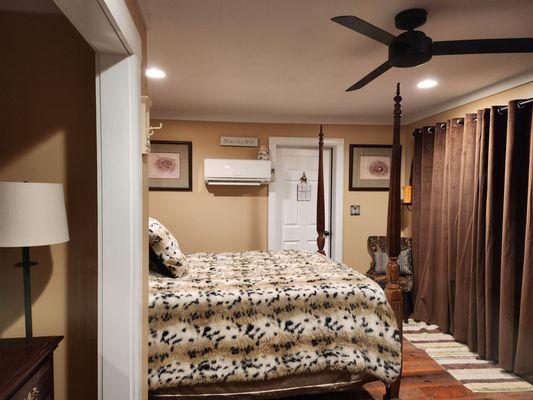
left=149, top=140, right=192, bottom=191
left=349, top=144, right=398, bottom=191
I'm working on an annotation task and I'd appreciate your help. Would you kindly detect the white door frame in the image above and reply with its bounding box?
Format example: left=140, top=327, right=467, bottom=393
left=268, top=137, right=344, bottom=262
left=52, top=1, right=145, bottom=399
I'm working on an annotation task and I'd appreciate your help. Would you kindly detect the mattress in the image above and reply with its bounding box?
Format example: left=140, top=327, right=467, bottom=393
left=148, top=250, right=401, bottom=391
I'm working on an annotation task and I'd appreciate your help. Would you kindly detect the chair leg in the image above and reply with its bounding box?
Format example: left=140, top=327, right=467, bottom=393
left=383, top=378, right=401, bottom=400
left=389, top=378, right=401, bottom=399
left=402, top=291, right=413, bottom=323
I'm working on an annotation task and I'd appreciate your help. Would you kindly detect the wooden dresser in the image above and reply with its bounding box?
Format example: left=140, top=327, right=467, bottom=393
left=0, top=336, right=63, bottom=400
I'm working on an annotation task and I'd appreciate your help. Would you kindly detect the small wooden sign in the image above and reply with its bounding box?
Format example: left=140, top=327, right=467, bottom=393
left=220, top=136, right=258, bottom=147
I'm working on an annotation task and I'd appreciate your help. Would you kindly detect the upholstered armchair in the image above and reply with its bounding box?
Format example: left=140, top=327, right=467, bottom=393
left=366, top=236, right=414, bottom=321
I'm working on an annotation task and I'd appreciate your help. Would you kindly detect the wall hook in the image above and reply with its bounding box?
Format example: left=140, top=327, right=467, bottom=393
left=148, top=123, right=163, bottom=138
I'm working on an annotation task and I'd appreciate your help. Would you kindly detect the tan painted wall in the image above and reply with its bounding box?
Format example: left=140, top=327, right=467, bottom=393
left=148, top=83, right=533, bottom=271
left=0, top=11, right=97, bottom=400
left=400, top=81, right=533, bottom=236
left=149, top=120, right=412, bottom=272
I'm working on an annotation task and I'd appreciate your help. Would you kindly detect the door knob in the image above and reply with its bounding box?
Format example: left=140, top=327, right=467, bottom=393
left=324, top=231, right=330, bottom=237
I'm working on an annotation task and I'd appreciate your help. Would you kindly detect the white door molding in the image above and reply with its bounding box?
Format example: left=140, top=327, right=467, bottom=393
left=96, top=54, right=143, bottom=400
left=53, top=0, right=143, bottom=59
left=268, top=137, right=344, bottom=262
left=54, top=2, right=144, bottom=400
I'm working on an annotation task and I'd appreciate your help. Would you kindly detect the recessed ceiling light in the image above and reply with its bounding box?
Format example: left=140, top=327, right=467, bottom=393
left=417, top=79, right=438, bottom=89
left=146, top=67, right=166, bottom=79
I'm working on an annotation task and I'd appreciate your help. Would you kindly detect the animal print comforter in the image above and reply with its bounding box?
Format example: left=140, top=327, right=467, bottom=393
left=148, top=250, right=401, bottom=390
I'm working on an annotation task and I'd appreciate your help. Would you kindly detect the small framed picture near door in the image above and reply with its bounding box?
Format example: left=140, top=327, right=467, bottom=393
left=349, top=144, right=394, bottom=191
left=149, top=140, right=192, bottom=191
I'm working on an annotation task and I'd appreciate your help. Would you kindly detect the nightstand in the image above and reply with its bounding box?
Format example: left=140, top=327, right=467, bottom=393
left=0, top=336, right=63, bottom=400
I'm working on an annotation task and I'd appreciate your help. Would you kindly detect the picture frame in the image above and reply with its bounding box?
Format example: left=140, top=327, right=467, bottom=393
left=149, top=140, right=192, bottom=191
left=349, top=144, right=398, bottom=191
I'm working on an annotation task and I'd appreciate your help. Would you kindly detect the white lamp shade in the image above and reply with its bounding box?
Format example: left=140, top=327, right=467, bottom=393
left=0, top=182, right=70, bottom=247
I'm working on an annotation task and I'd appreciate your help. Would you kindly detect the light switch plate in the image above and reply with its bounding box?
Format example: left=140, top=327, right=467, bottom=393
left=350, top=205, right=360, bottom=216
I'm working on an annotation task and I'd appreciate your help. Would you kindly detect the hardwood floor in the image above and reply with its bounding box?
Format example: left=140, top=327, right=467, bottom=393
left=292, top=340, right=533, bottom=400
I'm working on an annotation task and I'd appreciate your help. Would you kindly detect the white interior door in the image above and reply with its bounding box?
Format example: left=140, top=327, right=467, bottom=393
left=278, top=147, right=332, bottom=256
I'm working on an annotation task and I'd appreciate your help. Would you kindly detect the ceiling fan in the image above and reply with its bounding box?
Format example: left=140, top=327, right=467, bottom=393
left=331, top=8, right=533, bottom=91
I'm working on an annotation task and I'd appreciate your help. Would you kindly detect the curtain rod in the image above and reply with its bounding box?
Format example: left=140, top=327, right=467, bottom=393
left=498, top=97, right=533, bottom=113
left=457, top=97, right=533, bottom=125
left=416, top=98, right=533, bottom=132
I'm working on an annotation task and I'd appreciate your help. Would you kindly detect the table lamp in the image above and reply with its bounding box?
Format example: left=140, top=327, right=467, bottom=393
left=0, top=182, right=69, bottom=338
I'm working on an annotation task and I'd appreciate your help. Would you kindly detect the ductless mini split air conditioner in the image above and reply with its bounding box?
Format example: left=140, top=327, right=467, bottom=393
left=204, top=159, right=271, bottom=186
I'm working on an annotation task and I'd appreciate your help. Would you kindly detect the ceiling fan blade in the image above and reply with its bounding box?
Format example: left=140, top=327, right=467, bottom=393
left=433, top=38, right=533, bottom=55
left=332, top=16, right=395, bottom=46
left=346, top=62, right=391, bottom=91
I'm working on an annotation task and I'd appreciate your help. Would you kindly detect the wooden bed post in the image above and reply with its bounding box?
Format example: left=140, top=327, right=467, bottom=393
left=385, top=83, right=403, bottom=400
left=316, top=124, right=326, bottom=256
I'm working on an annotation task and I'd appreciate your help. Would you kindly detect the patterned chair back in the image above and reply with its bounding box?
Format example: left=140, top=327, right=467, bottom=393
left=367, top=236, right=413, bottom=276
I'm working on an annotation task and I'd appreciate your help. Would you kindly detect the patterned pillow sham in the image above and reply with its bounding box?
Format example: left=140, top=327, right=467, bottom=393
left=368, top=236, right=413, bottom=276
left=148, top=218, right=188, bottom=278
left=373, top=248, right=412, bottom=275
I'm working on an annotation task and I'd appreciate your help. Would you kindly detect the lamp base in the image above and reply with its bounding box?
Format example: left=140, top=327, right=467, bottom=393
left=14, top=247, right=35, bottom=338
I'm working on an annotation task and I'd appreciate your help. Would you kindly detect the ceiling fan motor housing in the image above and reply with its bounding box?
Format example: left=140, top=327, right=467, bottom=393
left=389, top=30, right=433, bottom=67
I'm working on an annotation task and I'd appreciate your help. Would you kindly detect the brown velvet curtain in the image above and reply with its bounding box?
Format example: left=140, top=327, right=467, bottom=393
left=485, top=106, right=508, bottom=360
left=516, top=114, right=533, bottom=383
left=499, top=101, right=533, bottom=375
left=454, top=114, right=478, bottom=342
left=413, top=125, right=449, bottom=329
left=412, top=100, right=533, bottom=382
left=412, top=127, right=434, bottom=322
left=469, top=109, right=490, bottom=356
left=411, top=129, right=422, bottom=304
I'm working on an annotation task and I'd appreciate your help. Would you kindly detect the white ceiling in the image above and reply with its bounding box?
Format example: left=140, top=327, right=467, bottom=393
left=146, top=0, right=533, bottom=124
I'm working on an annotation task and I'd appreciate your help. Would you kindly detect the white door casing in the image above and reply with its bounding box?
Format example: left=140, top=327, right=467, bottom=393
left=96, top=53, right=143, bottom=400
left=53, top=1, right=145, bottom=399
left=268, top=137, right=344, bottom=262
left=278, top=147, right=332, bottom=256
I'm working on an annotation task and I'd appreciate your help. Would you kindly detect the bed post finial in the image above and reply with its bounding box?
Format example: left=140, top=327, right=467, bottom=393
left=384, top=83, right=403, bottom=400
left=317, top=124, right=326, bottom=256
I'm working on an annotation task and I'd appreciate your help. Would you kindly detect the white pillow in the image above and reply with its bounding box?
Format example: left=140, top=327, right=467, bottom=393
left=148, top=218, right=188, bottom=278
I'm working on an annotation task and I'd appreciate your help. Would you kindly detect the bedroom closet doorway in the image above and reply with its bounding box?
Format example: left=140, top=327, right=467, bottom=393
left=268, top=137, right=344, bottom=262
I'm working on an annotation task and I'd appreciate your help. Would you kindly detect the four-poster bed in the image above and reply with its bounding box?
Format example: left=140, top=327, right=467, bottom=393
left=147, top=85, right=404, bottom=400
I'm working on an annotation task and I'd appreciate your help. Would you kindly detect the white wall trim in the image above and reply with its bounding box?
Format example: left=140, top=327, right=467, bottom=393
left=152, top=71, right=533, bottom=125
left=149, top=112, right=391, bottom=126
left=268, top=137, right=344, bottom=262
left=57, top=2, right=144, bottom=400
left=54, top=0, right=142, bottom=60
left=53, top=0, right=127, bottom=55
left=95, top=54, right=103, bottom=400
left=405, top=70, right=533, bottom=124
left=99, top=0, right=143, bottom=59
left=96, top=54, right=143, bottom=400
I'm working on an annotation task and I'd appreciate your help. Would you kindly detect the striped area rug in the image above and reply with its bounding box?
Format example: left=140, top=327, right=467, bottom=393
left=404, top=319, right=533, bottom=393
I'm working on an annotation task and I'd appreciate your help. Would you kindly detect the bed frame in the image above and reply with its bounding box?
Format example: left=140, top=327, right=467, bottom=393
left=149, top=85, right=404, bottom=400
left=317, top=84, right=403, bottom=400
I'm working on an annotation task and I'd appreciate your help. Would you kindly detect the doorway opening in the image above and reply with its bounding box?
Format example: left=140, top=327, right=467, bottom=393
left=268, top=137, right=344, bottom=262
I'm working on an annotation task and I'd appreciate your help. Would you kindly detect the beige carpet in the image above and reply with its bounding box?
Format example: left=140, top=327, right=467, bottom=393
left=404, top=319, right=533, bottom=393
